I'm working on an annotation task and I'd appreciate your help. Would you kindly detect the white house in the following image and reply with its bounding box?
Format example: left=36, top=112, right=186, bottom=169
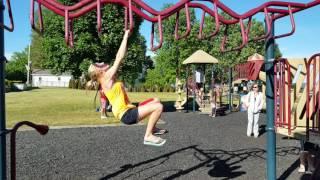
left=32, top=69, right=72, bottom=87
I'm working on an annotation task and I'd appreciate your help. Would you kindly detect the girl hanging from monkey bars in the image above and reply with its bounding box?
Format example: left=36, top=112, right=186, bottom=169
left=86, top=30, right=168, bottom=147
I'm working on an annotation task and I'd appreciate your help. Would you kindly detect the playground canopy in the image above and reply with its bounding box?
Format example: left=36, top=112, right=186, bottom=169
left=182, top=50, right=219, bottom=64
left=247, top=53, right=264, bottom=61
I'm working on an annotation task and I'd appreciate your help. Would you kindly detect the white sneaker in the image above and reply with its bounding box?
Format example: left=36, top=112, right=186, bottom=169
left=298, top=165, right=305, bottom=173
left=254, top=134, right=259, bottom=138
left=101, top=116, right=107, bottom=119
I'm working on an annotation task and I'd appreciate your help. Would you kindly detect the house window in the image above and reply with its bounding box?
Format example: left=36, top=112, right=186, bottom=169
left=58, top=77, right=61, bottom=81
left=39, top=77, right=42, bottom=81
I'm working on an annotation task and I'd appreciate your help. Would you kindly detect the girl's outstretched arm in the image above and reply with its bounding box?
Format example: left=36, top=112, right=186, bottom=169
left=106, top=30, right=130, bottom=79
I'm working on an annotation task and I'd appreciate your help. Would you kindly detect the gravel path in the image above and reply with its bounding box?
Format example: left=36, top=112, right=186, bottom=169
left=11, top=111, right=305, bottom=180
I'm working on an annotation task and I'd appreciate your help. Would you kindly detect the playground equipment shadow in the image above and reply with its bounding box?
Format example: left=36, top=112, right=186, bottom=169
left=13, top=111, right=307, bottom=179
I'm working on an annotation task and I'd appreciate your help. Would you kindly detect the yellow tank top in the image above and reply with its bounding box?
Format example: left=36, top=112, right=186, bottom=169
left=104, top=82, right=135, bottom=120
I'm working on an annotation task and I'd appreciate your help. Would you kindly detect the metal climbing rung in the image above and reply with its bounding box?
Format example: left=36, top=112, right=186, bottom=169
left=274, top=58, right=293, bottom=135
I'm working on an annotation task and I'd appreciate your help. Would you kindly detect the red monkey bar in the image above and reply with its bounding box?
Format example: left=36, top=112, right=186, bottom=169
left=2, top=0, right=311, bottom=50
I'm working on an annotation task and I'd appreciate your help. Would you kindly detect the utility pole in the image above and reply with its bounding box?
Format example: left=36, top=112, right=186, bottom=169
left=26, top=44, right=31, bottom=86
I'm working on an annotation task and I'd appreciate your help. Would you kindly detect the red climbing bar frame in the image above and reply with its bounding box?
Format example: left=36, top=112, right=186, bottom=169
left=69, top=19, right=74, bottom=47
left=274, top=62, right=278, bottom=129
left=274, top=59, right=292, bottom=135
left=174, top=3, right=191, bottom=40
left=0, top=0, right=14, bottom=31
left=251, top=8, right=271, bottom=41
left=38, top=3, right=44, bottom=33
left=30, top=0, right=35, bottom=29
left=318, top=55, right=320, bottom=131
left=64, top=10, right=70, bottom=46
left=124, top=0, right=134, bottom=33
left=306, top=53, right=320, bottom=139
left=150, top=15, right=163, bottom=51
left=220, top=18, right=251, bottom=52
left=30, top=0, right=44, bottom=33
left=274, top=5, right=296, bottom=39
left=12, top=0, right=317, bottom=50
left=9, top=121, right=49, bottom=180
left=313, top=58, right=316, bottom=121
left=97, top=0, right=101, bottom=34
left=198, top=0, right=220, bottom=40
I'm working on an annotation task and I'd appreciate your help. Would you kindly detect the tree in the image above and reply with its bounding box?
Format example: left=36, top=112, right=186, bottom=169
left=5, top=48, right=28, bottom=82
left=30, top=32, right=47, bottom=69
left=34, top=0, right=146, bottom=82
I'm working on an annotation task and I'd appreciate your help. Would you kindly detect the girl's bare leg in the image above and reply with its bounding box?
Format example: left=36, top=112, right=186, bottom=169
left=138, top=102, right=164, bottom=141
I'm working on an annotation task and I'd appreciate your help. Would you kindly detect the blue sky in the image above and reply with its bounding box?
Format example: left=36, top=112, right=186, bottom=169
left=4, top=0, right=320, bottom=60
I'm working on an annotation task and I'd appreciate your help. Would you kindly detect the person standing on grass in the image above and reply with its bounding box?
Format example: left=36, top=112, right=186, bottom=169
left=245, top=83, right=263, bottom=138
left=86, top=30, right=167, bottom=147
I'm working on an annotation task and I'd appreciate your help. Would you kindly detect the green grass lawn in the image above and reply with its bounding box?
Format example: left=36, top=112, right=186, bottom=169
left=5, top=88, right=177, bottom=128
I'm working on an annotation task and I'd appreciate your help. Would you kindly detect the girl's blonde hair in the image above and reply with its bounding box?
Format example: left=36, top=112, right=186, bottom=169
left=86, top=64, right=99, bottom=90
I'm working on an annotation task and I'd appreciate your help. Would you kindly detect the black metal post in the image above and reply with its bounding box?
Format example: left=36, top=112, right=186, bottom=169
left=192, top=65, right=195, bottom=112
left=0, top=0, right=7, bottom=179
left=203, top=64, right=206, bottom=93
left=186, top=65, right=189, bottom=113
left=229, top=67, right=232, bottom=111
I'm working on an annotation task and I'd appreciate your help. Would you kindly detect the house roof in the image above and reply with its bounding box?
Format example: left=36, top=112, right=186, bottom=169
left=182, top=50, right=219, bottom=64
left=31, top=69, right=71, bottom=76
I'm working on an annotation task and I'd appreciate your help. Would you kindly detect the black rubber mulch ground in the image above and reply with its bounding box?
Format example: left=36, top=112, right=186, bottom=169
left=11, top=111, right=308, bottom=180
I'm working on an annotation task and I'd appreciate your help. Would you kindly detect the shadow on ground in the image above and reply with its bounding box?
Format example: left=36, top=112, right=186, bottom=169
left=162, top=101, right=177, bottom=112
left=100, top=145, right=299, bottom=180
left=259, top=124, right=266, bottom=137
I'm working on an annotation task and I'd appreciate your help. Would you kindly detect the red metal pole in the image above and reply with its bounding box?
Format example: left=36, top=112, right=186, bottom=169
left=318, top=56, right=320, bottom=131
left=174, top=3, right=191, bottom=40
left=313, top=60, right=316, bottom=121
left=287, top=60, right=292, bottom=135
left=307, top=59, right=311, bottom=140
left=10, top=121, right=49, bottom=180
left=274, top=62, right=278, bottom=127
left=283, top=61, right=287, bottom=128
left=274, top=5, right=296, bottom=39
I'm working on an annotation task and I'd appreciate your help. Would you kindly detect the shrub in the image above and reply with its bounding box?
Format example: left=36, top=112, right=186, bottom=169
left=72, top=80, right=78, bottom=89
left=140, top=85, right=145, bottom=92
left=155, top=86, right=160, bottom=92
left=68, top=79, right=74, bottom=89
left=5, top=79, right=12, bottom=92
left=78, top=80, right=83, bottom=89
left=127, top=86, right=132, bottom=92
left=148, top=86, right=154, bottom=92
